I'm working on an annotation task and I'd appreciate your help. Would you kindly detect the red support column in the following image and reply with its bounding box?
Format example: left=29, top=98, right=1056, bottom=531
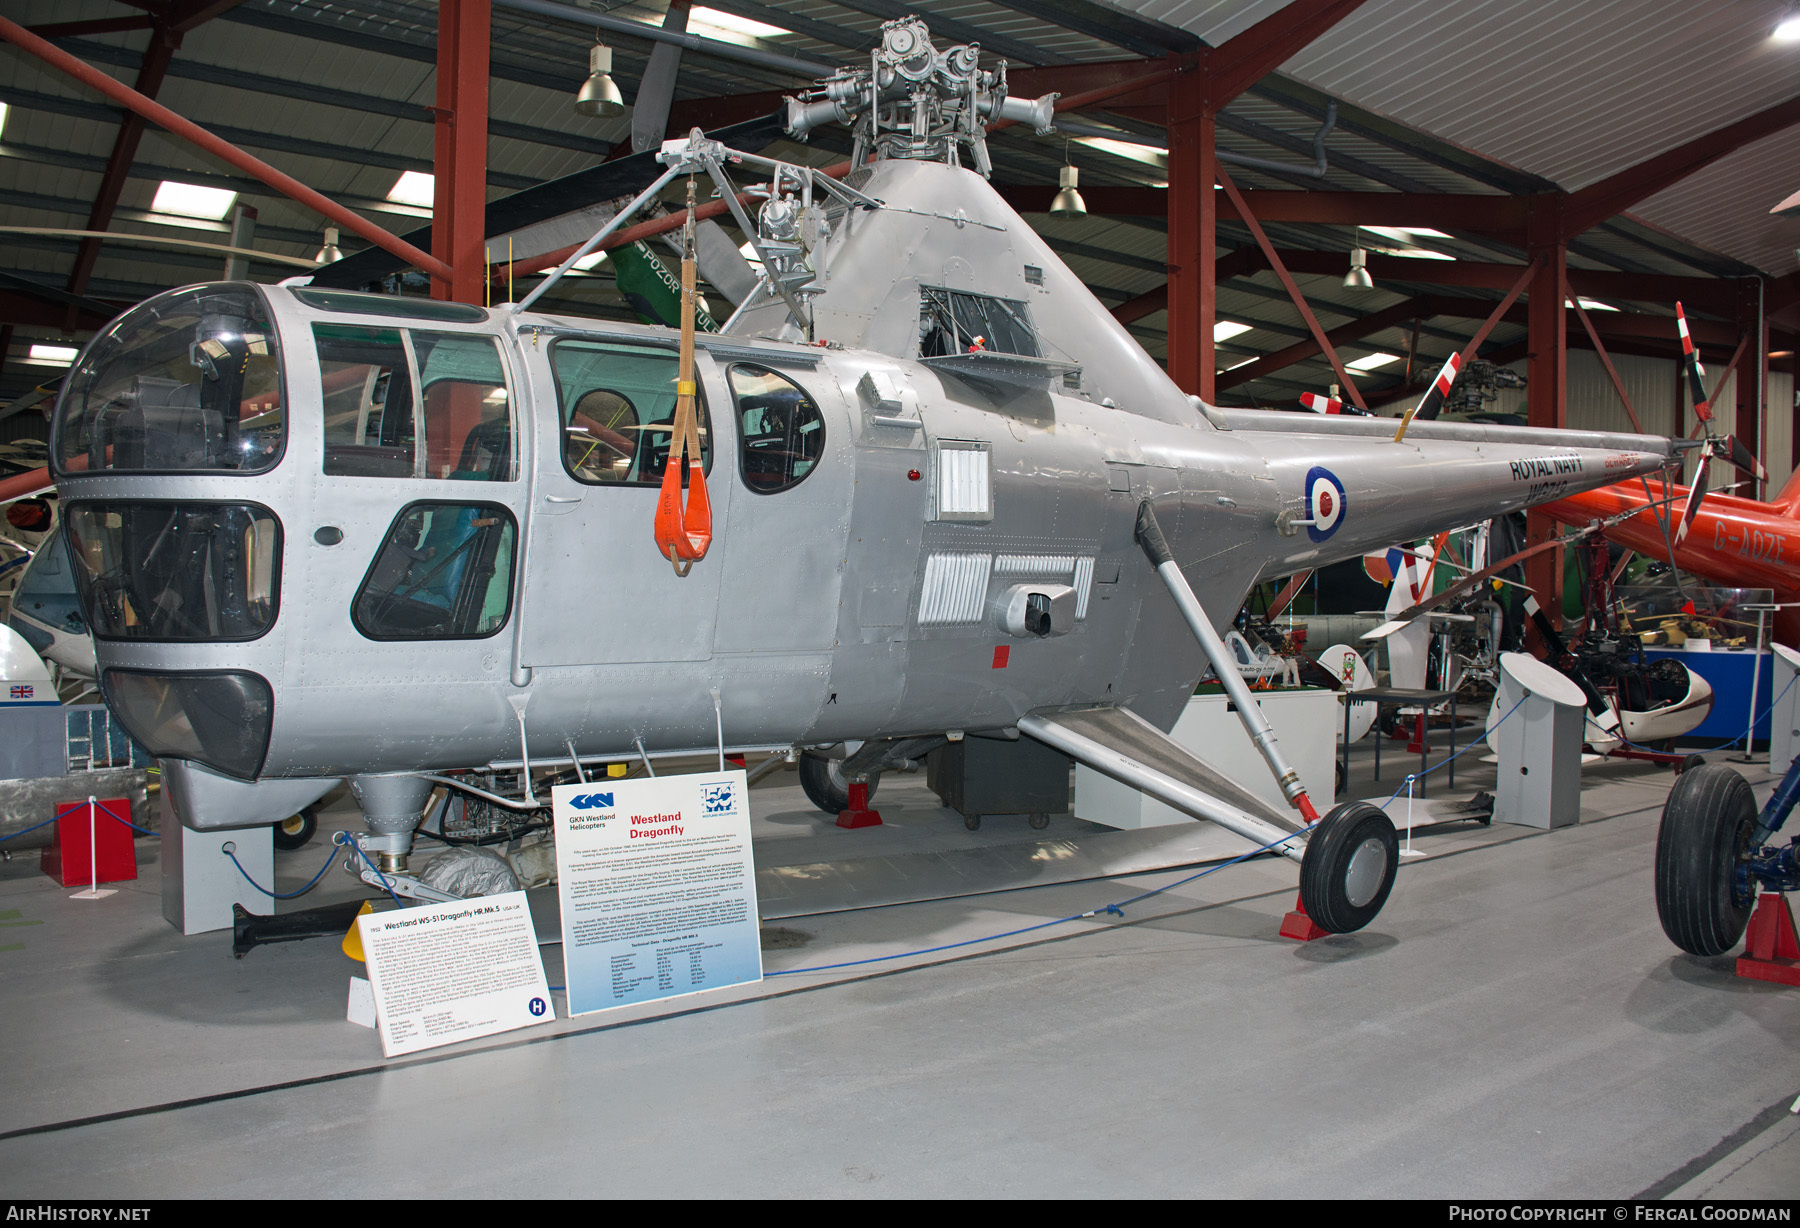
left=1165, top=62, right=1212, bottom=398
left=1525, top=198, right=1568, bottom=635
left=67, top=23, right=182, bottom=311
left=433, top=0, right=491, bottom=304
left=1738, top=278, right=1769, bottom=497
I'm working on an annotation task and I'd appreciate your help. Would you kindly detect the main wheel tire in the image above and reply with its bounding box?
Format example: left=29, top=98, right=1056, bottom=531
left=272, top=806, right=318, bottom=852
left=1655, top=764, right=1757, bottom=956
left=797, top=752, right=878, bottom=814
left=1298, top=802, right=1399, bottom=934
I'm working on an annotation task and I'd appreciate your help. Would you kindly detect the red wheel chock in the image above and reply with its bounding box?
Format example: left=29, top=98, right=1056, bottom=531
left=1737, top=892, right=1800, bottom=988
left=836, top=780, right=883, bottom=830
left=1279, top=893, right=1330, bottom=942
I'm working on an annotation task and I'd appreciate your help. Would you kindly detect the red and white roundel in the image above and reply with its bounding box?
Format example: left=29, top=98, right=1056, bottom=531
left=1304, top=466, right=1346, bottom=541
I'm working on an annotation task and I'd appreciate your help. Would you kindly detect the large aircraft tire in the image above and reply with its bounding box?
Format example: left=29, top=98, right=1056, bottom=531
left=1299, top=802, right=1399, bottom=933
left=1655, top=765, right=1757, bottom=957
left=797, top=752, right=878, bottom=815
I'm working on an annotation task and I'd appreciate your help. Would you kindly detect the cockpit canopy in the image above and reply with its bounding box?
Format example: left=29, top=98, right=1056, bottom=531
left=53, top=284, right=284, bottom=475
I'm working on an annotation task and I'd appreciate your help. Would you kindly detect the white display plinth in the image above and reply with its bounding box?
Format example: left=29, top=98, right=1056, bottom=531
left=1491, top=652, right=1586, bottom=830
left=160, top=791, right=273, bottom=935
left=1771, top=644, right=1800, bottom=773
left=1075, top=688, right=1338, bottom=829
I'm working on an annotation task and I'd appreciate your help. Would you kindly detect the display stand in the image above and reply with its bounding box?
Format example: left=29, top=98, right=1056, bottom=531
left=161, top=791, right=274, bottom=935
left=1771, top=644, right=1800, bottom=774
left=1491, top=653, right=1586, bottom=830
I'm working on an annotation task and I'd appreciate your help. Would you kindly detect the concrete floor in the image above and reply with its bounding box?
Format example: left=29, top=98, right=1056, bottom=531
left=0, top=732, right=1797, bottom=1199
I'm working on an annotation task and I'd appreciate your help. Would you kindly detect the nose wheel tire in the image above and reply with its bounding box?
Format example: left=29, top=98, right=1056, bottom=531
left=1299, top=802, right=1399, bottom=934
left=272, top=806, right=319, bottom=852
left=798, top=752, right=879, bottom=815
left=1655, top=764, right=1757, bottom=957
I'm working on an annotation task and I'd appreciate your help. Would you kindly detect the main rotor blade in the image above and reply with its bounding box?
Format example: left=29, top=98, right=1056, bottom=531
left=1676, top=301, right=1713, bottom=424
left=1674, top=460, right=1709, bottom=547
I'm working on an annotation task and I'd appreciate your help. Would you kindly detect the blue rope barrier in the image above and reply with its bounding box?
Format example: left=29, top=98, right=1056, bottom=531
left=0, top=815, right=62, bottom=844
left=222, top=839, right=341, bottom=901
left=1376, top=694, right=1527, bottom=810
left=768, top=820, right=1321, bottom=977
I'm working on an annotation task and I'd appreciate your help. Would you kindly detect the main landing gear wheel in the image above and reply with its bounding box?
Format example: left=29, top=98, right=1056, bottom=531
left=798, top=752, right=879, bottom=815
left=1655, top=764, right=1756, bottom=957
left=1299, top=802, right=1399, bottom=934
left=271, top=806, right=319, bottom=852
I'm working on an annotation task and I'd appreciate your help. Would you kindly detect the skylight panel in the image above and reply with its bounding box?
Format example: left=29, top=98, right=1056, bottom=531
left=151, top=181, right=237, bottom=221
left=387, top=171, right=435, bottom=208
left=1346, top=352, right=1401, bottom=372
left=1214, top=320, right=1253, bottom=342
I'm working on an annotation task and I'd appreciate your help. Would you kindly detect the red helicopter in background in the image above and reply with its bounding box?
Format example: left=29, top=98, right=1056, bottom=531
left=1538, top=303, right=1799, bottom=645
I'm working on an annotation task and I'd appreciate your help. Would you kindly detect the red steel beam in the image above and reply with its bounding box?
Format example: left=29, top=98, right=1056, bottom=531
left=1565, top=94, right=1800, bottom=235
left=66, top=24, right=182, bottom=305
left=434, top=0, right=490, bottom=304
left=1110, top=284, right=1167, bottom=325
left=1217, top=296, right=1431, bottom=390
left=1197, top=0, right=1372, bottom=109
left=1165, top=69, right=1211, bottom=396
left=28, top=16, right=158, bottom=37
left=166, top=0, right=251, bottom=34
left=1215, top=162, right=1366, bottom=409
left=0, top=14, right=453, bottom=282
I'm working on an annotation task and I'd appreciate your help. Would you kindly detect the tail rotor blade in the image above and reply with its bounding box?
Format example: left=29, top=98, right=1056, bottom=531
left=1411, top=351, right=1462, bottom=423
left=1676, top=301, right=1713, bottom=424
left=1674, top=462, right=1708, bottom=547
left=1711, top=433, right=1767, bottom=483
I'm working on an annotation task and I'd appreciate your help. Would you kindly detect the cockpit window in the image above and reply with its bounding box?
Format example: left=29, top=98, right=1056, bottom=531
left=918, top=287, right=1039, bottom=359
left=53, top=284, right=284, bottom=475
left=316, top=325, right=514, bottom=480
left=730, top=364, right=824, bottom=493
left=550, top=338, right=711, bottom=486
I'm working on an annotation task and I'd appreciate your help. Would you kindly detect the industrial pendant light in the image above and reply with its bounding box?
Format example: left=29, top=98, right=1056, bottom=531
left=314, top=226, right=343, bottom=265
left=1343, top=246, right=1374, bottom=290
left=575, top=42, right=625, bottom=118
left=1049, top=146, right=1086, bottom=217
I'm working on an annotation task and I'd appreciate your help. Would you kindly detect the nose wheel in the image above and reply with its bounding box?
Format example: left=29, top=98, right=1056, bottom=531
left=1299, top=802, right=1399, bottom=934
left=1655, top=764, right=1757, bottom=957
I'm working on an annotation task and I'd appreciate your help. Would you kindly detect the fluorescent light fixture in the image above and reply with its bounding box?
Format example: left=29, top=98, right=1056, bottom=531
left=572, top=251, right=608, bottom=271
left=1077, top=136, right=1167, bottom=168
left=1214, top=320, right=1253, bottom=342
left=151, top=181, right=237, bottom=221
left=1346, top=352, right=1402, bottom=372
left=1393, top=247, right=1454, bottom=261
left=0, top=102, right=9, bottom=138
left=1774, top=9, right=1800, bottom=40
left=1569, top=297, right=1620, bottom=312
left=689, top=6, right=790, bottom=42
left=1364, top=225, right=1450, bottom=243
left=1221, top=357, right=1258, bottom=372
left=387, top=171, right=435, bottom=209
left=28, top=344, right=78, bottom=366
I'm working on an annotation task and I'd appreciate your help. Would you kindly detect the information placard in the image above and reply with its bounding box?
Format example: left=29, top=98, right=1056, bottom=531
left=552, top=770, right=762, bottom=1016
left=356, top=890, right=553, bottom=1058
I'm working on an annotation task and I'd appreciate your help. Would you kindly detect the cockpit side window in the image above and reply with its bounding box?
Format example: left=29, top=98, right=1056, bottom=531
left=53, top=284, right=284, bottom=476
left=317, top=326, right=513, bottom=481
left=729, top=364, right=824, bottom=494
left=550, top=338, right=711, bottom=486
left=918, top=287, right=1039, bottom=359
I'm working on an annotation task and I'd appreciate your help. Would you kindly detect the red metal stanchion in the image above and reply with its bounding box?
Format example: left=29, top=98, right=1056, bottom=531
left=1736, top=892, right=1800, bottom=988
left=836, top=780, right=883, bottom=830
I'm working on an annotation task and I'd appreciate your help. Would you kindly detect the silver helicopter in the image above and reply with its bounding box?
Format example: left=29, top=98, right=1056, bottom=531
left=46, top=19, right=1670, bottom=934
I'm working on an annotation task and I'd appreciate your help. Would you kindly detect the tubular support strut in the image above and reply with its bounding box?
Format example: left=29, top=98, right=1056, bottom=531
left=1017, top=714, right=1306, bottom=864
left=1135, top=501, right=1318, bottom=822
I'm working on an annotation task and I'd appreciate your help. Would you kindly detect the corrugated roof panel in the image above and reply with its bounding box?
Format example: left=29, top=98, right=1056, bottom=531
left=1634, top=130, right=1800, bottom=277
